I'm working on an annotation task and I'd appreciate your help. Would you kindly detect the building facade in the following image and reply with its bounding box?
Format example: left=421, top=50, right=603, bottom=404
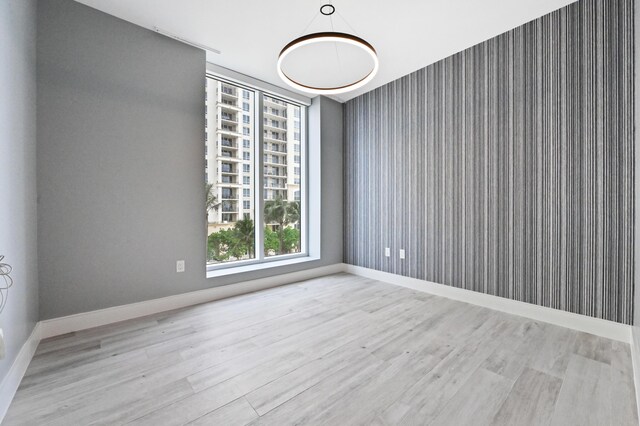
left=205, top=78, right=301, bottom=234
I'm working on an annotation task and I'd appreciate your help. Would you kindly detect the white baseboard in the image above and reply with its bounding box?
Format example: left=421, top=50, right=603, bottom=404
left=344, top=264, right=632, bottom=343
left=0, top=323, right=41, bottom=423
left=40, top=262, right=630, bottom=342
left=39, top=263, right=344, bottom=339
left=631, top=327, right=640, bottom=422
left=0, top=262, right=636, bottom=424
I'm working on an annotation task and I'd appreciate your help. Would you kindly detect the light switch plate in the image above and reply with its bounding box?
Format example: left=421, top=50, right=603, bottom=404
left=176, top=260, right=185, bottom=273
left=385, top=247, right=390, bottom=257
left=399, top=249, right=405, bottom=260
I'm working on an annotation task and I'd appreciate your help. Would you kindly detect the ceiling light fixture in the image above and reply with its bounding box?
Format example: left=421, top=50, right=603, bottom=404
left=277, top=4, right=378, bottom=95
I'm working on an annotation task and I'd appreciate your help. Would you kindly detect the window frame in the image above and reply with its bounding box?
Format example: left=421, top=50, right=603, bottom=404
left=206, top=73, right=309, bottom=274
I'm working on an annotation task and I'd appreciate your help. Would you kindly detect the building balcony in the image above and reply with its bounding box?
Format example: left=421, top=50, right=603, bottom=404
left=265, top=158, right=287, bottom=166
left=221, top=87, right=237, bottom=97
left=264, top=108, right=287, bottom=119
left=220, top=140, right=238, bottom=149
left=217, top=155, right=242, bottom=163
left=218, top=100, right=241, bottom=111
left=264, top=122, right=287, bottom=131
left=264, top=134, right=287, bottom=142
left=264, top=97, right=285, bottom=106
left=218, top=128, right=243, bottom=138
left=264, top=147, right=287, bottom=155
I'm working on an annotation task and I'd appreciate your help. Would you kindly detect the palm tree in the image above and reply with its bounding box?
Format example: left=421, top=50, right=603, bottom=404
left=233, top=215, right=255, bottom=258
left=264, top=195, right=290, bottom=254
left=206, top=183, right=220, bottom=216
left=287, top=201, right=301, bottom=227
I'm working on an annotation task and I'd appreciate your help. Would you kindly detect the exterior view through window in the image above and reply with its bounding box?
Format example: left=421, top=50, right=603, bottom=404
left=205, top=77, right=305, bottom=268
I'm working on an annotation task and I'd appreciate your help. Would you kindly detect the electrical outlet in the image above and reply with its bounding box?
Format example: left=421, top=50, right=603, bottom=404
left=385, top=247, right=390, bottom=257
left=399, top=249, right=405, bottom=260
left=176, top=260, right=185, bottom=273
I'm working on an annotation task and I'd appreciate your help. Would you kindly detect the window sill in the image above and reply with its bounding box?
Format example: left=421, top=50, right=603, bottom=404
left=206, top=255, right=320, bottom=278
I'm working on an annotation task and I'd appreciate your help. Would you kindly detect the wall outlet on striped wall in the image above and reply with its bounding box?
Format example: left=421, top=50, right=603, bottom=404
left=385, top=248, right=390, bottom=257
left=399, top=249, right=405, bottom=260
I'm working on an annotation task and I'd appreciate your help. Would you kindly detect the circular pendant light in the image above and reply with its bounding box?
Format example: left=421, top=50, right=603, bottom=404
left=277, top=5, right=378, bottom=95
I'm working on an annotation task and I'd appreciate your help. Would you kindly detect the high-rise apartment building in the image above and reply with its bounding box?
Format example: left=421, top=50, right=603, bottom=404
left=263, top=94, right=301, bottom=204
left=205, top=78, right=301, bottom=234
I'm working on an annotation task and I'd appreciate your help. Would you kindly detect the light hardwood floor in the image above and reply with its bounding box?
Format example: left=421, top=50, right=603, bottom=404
left=4, top=274, right=638, bottom=425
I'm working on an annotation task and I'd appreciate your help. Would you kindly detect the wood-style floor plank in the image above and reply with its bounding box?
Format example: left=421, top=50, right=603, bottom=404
left=3, top=274, right=635, bottom=426
left=492, top=368, right=563, bottom=426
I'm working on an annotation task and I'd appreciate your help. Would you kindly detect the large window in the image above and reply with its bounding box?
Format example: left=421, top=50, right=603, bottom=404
left=205, top=77, right=306, bottom=269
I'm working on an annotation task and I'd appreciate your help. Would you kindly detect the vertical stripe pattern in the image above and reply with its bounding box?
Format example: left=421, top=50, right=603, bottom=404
left=344, top=0, right=635, bottom=324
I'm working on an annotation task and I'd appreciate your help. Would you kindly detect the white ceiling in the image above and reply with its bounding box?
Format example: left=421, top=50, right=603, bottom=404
left=74, top=0, right=577, bottom=102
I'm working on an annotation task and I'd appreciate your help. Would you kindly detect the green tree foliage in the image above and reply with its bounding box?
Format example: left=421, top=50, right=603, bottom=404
left=207, top=214, right=255, bottom=262
left=282, top=227, right=301, bottom=253
left=263, top=196, right=301, bottom=255
left=263, top=227, right=280, bottom=255
left=205, top=182, right=220, bottom=216
left=263, top=226, right=300, bottom=256
left=207, top=200, right=302, bottom=262
left=207, top=228, right=238, bottom=262
left=288, top=201, right=301, bottom=224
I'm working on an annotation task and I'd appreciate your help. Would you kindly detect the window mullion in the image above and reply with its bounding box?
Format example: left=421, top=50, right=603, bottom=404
left=255, top=92, right=265, bottom=261
left=301, top=107, right=308, bottom=254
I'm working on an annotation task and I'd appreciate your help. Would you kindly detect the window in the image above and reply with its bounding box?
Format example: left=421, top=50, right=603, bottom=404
left=205, top=76, right=307, bottom=270
left=206, top=79, right=256, bottom=264
left=262, top=95, right=303, bottom=258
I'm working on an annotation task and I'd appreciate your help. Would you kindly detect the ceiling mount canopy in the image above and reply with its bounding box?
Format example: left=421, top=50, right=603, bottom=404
left=277, top=4, right=378, bottom=95
left=319, top=4, right=335, bottom=16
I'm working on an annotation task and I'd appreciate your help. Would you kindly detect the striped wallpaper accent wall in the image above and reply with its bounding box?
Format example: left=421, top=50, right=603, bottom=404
left=344, top=0, right=635, bottom=324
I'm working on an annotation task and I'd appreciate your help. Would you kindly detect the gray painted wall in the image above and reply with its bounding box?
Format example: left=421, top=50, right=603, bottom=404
left=318, top=97, right=344, bottom=260
left=635, top=0, right=640, bottom=329
left=37, top=0, right=343, bottom=320
left=633, top=0, right=640, bottom=414
left=344, top=0, right=635, bottom=324
left=0, top=0, right=39, bottom=380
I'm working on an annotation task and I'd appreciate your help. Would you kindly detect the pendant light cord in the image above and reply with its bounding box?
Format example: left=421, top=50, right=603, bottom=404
left=335, top=10, right=360, bottom=35
left=300, top=10, right=320, bottom=36
left=300, top=1, right=360, bottom=37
